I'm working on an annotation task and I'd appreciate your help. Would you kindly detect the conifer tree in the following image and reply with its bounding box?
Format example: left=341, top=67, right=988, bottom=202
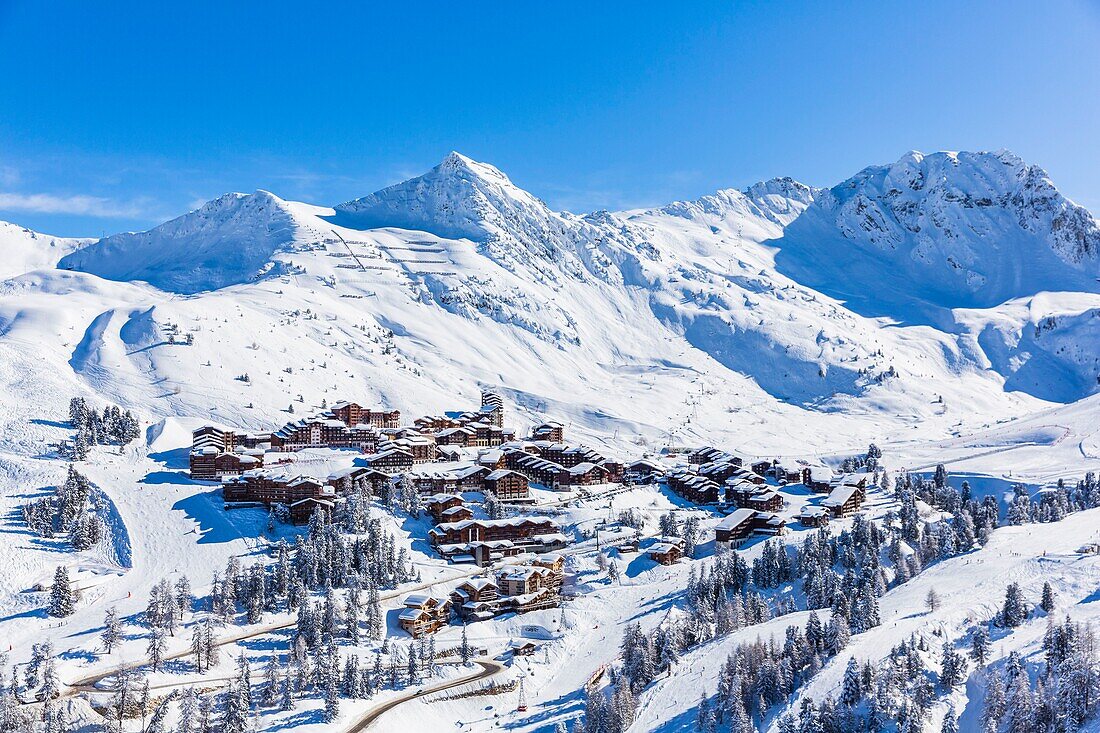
left=48, top=566, right=75, bottom=617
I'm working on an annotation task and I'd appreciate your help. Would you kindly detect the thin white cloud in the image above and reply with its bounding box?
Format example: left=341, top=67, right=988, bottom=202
left=0, top=191, right=150, bottom=219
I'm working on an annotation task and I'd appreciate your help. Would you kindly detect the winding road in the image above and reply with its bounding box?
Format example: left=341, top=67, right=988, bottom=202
left=345, top=658, right=506, bottom=733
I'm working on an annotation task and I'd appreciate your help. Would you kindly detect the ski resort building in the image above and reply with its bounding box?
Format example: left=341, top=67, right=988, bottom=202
left=483, top=469, right=531, bottom=502
left=798, top=505, right=831, bottom=527
left=428, top=517, right=569, bottom=565
left=399, top=594, right=452, bottom=637
left=222, top=470, right=337, bottom=523
left=715, top=508, right=788, bottom=546
left=821, top=483, right=866, bottom=517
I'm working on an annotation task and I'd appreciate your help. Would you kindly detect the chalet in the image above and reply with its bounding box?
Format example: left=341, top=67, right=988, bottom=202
left=437, top=445, right=463, bottom=462
left=503, top=587, right=558, bottom=615
left=532, top=553, right=565, bottom=586
left=689, top=446, right=737, bottom=466
left=288, top=497, right=333, bottom=524
left=453, top=464, right=490, bottom=492
left=771, top=462, right=805, bottom=485
left=378, top=434, right=437, bottom=463
left=715, top=509, right=756, bottom=547
left=497, top=565, right=556, bottom=596
left=450, top=577, right=500, bottom=621
left=222, top=470, right=337, bottom=521
left=329, top=402, right=400, bottom=430
left=802, top=466, right=835, bottom=492
left=829, top=473, right=870, bottom=492
left=484, top=469, right=531, bottom=502
left=478, top=449, right=506, bottom=470
left=273, top=417, right=374, bottom=452
left=425, top=494, right=465, bottom=523
left=442, top=505, right=473, bottom=522
left=822, top=484, right=865, bottom=517
left=410, top=471, right=460, bottom=496
left=364, top=448, right=414, bottom=473
left=750, top=460, right=773, bottom=477
left=504, top=449, right=565, bottom=487
left=667, top=468, right=722, bottom=504
left=716, top=508, right=787, bottom=545
left=556, top=462, right=611, bottom=489
left=429, top=517, right=569, bottom=565
left=190, top=448, right=262, bottom=481
left=648, top=542, right=682, bottom=565
left=508, top=640, right=539, bottom=656
left=325, top=465, right=386, bottom=495
left=530, top=421, right=564, bottom=442
left=751, top=512, right=788, bottom=536
left=625, top=458, right=666, bottom=483
left=798, top=505, right=830, bottom=528
left=745, top=490, right=784, bottom=513
left=189, top=426, right=267, bottom=480
left=399, top=594, right=451, bottom=637
left=435, top=426, right=476, bottom=447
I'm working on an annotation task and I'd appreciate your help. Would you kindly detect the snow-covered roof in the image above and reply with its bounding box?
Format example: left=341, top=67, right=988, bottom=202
left=717, top=508, right=756, bottom=529
left=822, top=484, right=861, bottom=507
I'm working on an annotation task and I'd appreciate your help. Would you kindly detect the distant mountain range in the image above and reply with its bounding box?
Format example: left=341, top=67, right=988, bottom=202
left=0, top=150, right=1094, bottom=442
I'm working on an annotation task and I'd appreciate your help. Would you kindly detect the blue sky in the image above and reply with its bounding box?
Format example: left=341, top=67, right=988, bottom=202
left=1, top=0, right=1098, bottom=236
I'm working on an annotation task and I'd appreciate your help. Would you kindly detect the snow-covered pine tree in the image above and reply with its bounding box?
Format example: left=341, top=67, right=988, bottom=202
left=1003, top=582, right=1028, bottom=627
left=48, top=566, right=75, bottom=617
left=101, top=606, right=121, bottom=654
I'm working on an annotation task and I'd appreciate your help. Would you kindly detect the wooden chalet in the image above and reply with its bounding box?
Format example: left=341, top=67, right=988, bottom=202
left=222, top=470, right=337, bottom=523
left=667, top=468, right=722, bottom=504
left=378, top=434, right=438, bottom=463
left=503, top=587, right=559, bottom=615
left=429, top=517, right=569, bottom=565
left=647, top=541, right=682, bottom=565
left=821, top=483, right=866, bottom=517
left=750, top=460, right=773, bottom=477
left=329, top=402, right=400, bottom=429
left=751, top=512, right=787, bottom=536
left=399, top=594, right=451, bottom=637
left=744, top=490, right=784, bottom=513
left=364, top=448, right=414, bottom=473
left=425, top=494, right=465, bottom=523
left=802, top=466, right=835, bottom=492
left=532, top=553, right=565, bottom=587
left=497, top=565, right=556, bottom=596
left=556, top=462, right=611, bottom=489
left=689, top=446, right=738, bottom=466
left=450, top=577, right=501, bottom=621
left=530, top=421, right=564, bottom=442
left=288, top=497, right=334, bottom=524
left=484, top=469, right=531, bottom=502
left=715, top=509, right=756, bottom=547
left=625, top=458, right=666, bottom=483
left=798, top=505, right=830, bottom=527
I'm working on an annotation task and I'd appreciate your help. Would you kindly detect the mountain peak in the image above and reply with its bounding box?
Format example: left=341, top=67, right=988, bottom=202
left=332, top=153, right=550, bottom=242
left=58, top=188, right=302, bottom=294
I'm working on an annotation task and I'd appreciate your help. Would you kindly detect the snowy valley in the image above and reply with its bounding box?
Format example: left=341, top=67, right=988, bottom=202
left=0, top=149, right=1098, bottom=733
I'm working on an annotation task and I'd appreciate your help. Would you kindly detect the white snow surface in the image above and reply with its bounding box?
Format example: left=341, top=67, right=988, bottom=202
left=0, top=148, right=1099, bottom=732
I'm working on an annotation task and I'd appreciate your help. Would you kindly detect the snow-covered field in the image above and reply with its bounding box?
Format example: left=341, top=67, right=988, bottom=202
left=0, top=148, right=1098, bottom=732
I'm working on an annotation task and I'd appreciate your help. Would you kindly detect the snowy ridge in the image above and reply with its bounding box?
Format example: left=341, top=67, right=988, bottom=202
left=58, top=190, right=319, bottom=293
left=773, top=151, right=1100, bottom=324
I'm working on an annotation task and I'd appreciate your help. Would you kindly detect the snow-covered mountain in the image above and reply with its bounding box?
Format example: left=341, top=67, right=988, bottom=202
left=26, top=148, right=1100, bottom=415
left=57, top=190, right=326, bottom=293
left=773, top=150, right=1100, bottom=325
left=2, top=148, right=1100, bottom=733
left=0, top=219, right=85, bottom=279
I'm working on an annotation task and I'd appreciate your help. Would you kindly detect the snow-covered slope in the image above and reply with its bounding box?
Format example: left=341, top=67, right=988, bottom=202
left=0, top=219, right=84, bottom=279
left=773, top=150, right=1100, bottom=326
left=2, top=148, right=1100, bottom=733
left=57, top=191, right=329, bottom=294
